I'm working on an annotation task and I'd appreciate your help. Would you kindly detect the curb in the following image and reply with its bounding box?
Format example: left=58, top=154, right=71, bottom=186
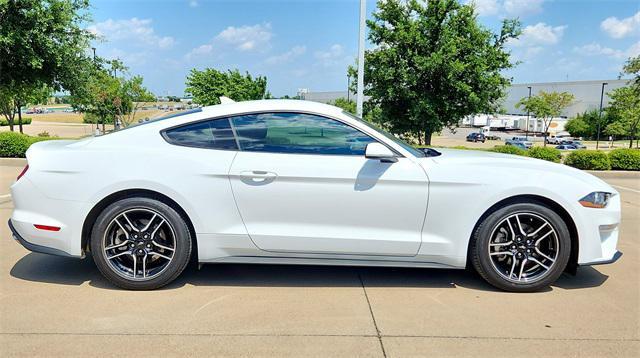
left=0, top=158, right=27, bottom=166
left=587, top=170, right=640, bottom=179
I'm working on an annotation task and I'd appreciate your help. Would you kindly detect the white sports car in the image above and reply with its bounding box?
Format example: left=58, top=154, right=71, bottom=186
left=9, top=100, right=621, bottom=291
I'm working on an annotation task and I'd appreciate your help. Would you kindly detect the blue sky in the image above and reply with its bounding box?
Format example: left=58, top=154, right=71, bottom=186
left=88, top=0, right=639, bottom=97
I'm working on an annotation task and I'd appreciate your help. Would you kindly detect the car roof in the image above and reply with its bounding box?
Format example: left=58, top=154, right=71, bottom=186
left=199, top=99, right=344, bottom=118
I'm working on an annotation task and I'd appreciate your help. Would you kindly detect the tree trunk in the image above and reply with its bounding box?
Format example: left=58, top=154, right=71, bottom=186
left=17, top=102, right=23, bottom=134
left=630, top=137, right=634, bottom=149
left=543, top=133, right=547, bottom=147
left=424, top=130, right=432, bottom=146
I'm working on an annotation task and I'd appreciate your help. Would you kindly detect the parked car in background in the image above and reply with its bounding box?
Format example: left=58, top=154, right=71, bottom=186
left=561, top=140, right=586, bottom=149
left=505, top=137, right=533, bottom=149
left=466, top=132, right=486, bottom=143
left=9, top=99, right=621, bottom=292
left=509, top=142, right=529, bottom=150
left=546, top=136, right=564, bottom=145
left=555, top=144, right=578, bottom=150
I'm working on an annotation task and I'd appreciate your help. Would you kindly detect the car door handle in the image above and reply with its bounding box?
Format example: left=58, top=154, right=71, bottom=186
left=239, top=171, right=277, bottom=184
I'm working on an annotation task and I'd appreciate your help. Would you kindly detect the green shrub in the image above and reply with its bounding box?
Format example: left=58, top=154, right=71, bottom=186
left=0, top=131, right=57, bottom=157
left=490, top=145, right=527, bottom=156
left=0, top=117, right=32, bottom=126
left=527, top=146, right=562, bottom=163
left=0, top=131, right=30, bottom=157
left=609, top=148, right=640, bottom=170
left=564, top=150, right=611, bottom=170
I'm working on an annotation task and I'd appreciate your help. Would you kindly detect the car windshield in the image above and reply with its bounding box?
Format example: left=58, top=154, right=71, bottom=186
left=342, top=111, right=425, bottom=158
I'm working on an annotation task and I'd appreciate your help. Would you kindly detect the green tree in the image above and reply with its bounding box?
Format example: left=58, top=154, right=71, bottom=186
left=0, top=0, right=94, bottom=131
left=119, top=75, right=156, bottom=127
left=564, top=116, right=590, bottom=138
left=565, top=109, right=617, bottom=139
left=185, top=68, right=267, bottom=106
left=361, top=0, right=521, bottom=145
left=70, top=60, right=155, bottom=131
left=622, top=55, right=639, bottom=94
left=605, top=86, right=640, bottom=148
left=516, top=91, right=574, bottom=146
left=330, top=98, right=357, bottom=115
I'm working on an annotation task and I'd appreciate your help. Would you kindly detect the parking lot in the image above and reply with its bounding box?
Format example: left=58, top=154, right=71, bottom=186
left=0, top=159, right=638, bottom=357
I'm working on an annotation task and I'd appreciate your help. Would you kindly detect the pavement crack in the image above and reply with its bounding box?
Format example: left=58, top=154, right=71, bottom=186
left=358, top=272, right=387, bottom=358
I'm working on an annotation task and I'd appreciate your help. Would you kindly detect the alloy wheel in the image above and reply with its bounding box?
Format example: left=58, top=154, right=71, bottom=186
left=102, top=208, right=176, bottom=281
left=487, top=212, right=559, bottom=283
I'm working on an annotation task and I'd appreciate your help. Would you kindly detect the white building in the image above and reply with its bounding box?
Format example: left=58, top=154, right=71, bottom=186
left=303, top=78, right=632, bottom=119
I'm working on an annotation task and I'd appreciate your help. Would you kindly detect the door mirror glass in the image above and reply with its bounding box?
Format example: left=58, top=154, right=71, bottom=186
left=365, top=143, right=397, bottom=163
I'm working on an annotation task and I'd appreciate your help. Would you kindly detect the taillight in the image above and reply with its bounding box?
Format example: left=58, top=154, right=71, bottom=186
left=17, top=164, right=29, bottom=181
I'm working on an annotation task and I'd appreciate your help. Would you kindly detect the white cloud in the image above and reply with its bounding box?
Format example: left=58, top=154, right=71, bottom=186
left=466, top=0, right=545, bottom=17
left=574, top=41, right=640, bottom=59
left=88, top=18, right=175, bottom=49
left=574, top=43, right=624, bottom=59
left=265, top=46, right=306, bottom=65
left=215, top=23, right=272, bottom=52
left=186, top=23, right=273, bottom=60
left=314, top=44, right=350, bottom=68
left=510, top=23, right=567, bottom=46
left=188, top=0, right=198, bottom=8
left=503, top=0, right=545, bottom=16
left=466, top=0, right=499, bottom=16
left=600, top=11, right=640, bottom=39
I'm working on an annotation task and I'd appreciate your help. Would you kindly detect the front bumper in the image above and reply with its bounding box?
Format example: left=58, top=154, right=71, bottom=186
left=580, top=250, right=622, bottom=266
left=8, top=219, right=76, bottom=257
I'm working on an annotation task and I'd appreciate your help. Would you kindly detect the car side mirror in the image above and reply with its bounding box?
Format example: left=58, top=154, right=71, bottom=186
left=365, top=143, right=398, bottom=163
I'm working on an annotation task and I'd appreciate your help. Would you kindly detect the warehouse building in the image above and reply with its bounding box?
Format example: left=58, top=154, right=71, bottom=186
left=301, top=78, right=631, bottom=119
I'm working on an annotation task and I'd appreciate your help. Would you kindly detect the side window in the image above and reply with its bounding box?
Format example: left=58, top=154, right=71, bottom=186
left=229, top=112, right=376, bottom=155
left=163, top=118, right=237, bottom=150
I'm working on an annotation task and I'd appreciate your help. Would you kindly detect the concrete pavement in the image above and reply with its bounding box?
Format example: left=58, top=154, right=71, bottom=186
left=0, top=160, right=638, bottom=357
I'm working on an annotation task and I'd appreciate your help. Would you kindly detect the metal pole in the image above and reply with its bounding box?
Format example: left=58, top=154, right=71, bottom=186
left=596, top=82, right=607, bottom=150
left=347, top=75, right=350, bottom=102
left=356, top=0, right=366, bottom=117
left=526, top=86, right=531, bottom=140
left=92, top=47, right=96, bottom=62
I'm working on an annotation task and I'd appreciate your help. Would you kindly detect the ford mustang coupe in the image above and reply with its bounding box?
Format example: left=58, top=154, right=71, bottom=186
left=8, top=100, right=621, bottom=291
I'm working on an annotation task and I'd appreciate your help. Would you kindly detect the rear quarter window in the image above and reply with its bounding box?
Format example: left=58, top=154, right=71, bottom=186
left=163, top=118, right=237, bottom=150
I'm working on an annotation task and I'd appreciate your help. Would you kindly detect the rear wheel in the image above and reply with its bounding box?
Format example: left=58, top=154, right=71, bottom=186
left=470, top=202, right=571, bottom=292
left=91, top=197, right=192, bottom=290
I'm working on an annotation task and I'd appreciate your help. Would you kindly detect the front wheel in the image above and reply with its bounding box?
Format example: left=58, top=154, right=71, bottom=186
left=470, top=202, right=571, bottom=292
left=91, top=197, right=192, bottom=290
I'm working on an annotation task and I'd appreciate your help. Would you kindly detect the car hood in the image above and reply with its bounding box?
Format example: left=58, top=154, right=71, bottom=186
left=420, top=148, right=615, bottom=193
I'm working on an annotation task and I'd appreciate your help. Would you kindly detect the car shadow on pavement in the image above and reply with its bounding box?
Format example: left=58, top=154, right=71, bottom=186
left=10, top=252, right=609, bottom=292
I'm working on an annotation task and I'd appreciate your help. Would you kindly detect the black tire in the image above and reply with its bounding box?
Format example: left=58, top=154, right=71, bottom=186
left=470, top=202, right=571, bottom=292
left=91, top=197, right=192, bottom=290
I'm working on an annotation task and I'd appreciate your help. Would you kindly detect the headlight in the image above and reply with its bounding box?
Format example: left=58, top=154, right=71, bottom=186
left=579, top=192, right=613, bottom=208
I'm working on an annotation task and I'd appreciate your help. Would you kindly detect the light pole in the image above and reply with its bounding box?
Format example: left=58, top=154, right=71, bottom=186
left=596, top=82, right=608, bottom=150
left=525, top=86, right=531, bottom=140
left=347, top=75, right=350, bottom=102
left=356, top=0, right=366, bottom=117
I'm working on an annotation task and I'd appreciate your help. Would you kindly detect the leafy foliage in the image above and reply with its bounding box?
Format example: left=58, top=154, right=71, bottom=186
left=185, top=68, right=267, bottom=106
left=526, top=146, right=562, bottom=163
left=0, top=131, right=56, bottom=157
left=516, top=91, right=574, bottom=146
left=605, top=86, right=640, bottom=148
left=70, top=61, right=155, bottom=129
left=490, top=145, right=527, bottom=156
left=361, top=0, right=521, bottom=145
left=330, top=98, right=356, bottom=115
left=0, top=117, right=30, bottom=126
left=564, top=150, right=611, bottom=171
left=609, top=148, right=640, bottom=170
left=0, top=0, right=94, bottom=131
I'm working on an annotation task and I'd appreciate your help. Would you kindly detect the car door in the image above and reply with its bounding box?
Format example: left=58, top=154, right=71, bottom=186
left=228, top=112, right=429, bottom=257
